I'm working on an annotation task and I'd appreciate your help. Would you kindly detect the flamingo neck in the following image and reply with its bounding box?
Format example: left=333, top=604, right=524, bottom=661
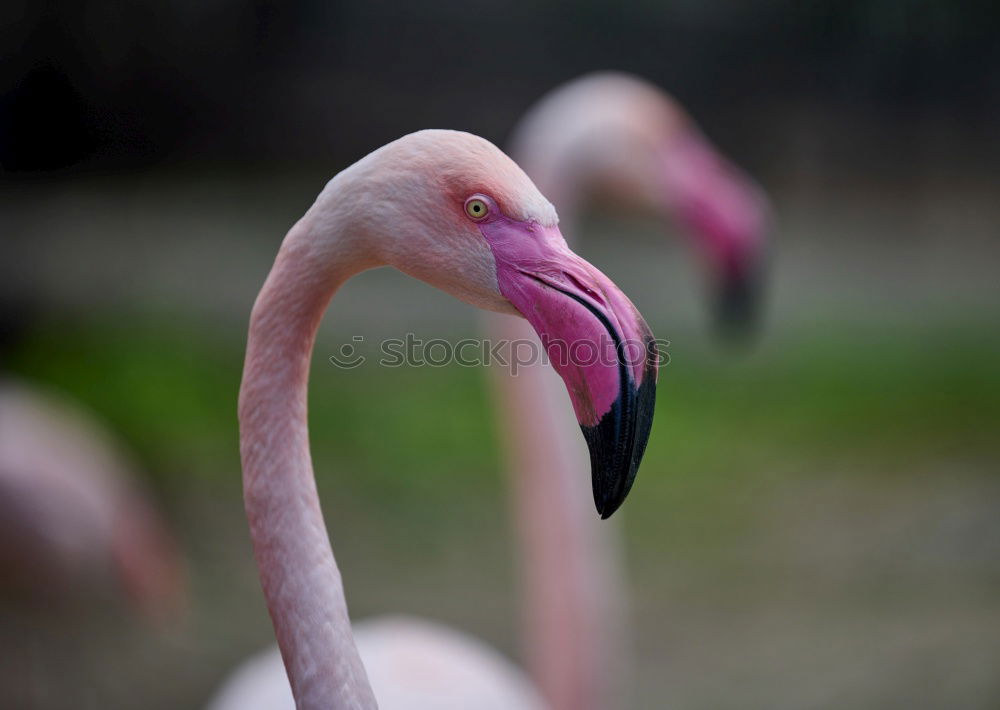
left=239, top=216, right=378, bottom=710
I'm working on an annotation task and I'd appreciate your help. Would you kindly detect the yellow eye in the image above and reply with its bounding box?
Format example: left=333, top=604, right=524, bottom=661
left=465, top=198, right=489, bottom=220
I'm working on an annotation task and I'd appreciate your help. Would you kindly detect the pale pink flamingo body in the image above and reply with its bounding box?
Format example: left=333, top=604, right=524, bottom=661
left=214, top=129, right=658, bottom=709
left=209, top=616, right=546, bottom=710
left=487, top=72, right=772, bottom=710
left=0, top=379, right=184, bottom=618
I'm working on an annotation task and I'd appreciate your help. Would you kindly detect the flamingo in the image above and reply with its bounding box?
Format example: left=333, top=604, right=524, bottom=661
left=0, top=378, right=185, bottom=619
left=210, top=129, right=659, bottom=709
left=487, top=71, right=772, bottom=710
left=508, top=71, right=770, bottom=329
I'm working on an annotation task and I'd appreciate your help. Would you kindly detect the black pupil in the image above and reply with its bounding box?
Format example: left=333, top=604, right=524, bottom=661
left=473, top=204, right=481, bottom=212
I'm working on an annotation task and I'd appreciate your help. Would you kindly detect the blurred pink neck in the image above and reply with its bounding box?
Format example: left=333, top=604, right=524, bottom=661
left=239, top=218, right=377, bottom=710
left=487, top=314, right=627, bottom=710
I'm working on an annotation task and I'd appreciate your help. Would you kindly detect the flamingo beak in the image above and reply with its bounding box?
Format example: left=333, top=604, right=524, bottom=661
left=661, top=134, right=768, bottom=339
left=480, top=217, right=659, bottom=518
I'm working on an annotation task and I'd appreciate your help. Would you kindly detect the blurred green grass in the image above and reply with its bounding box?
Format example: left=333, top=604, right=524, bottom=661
left=6, top=314, right=998, bottom=503
left=5, top=313, right=1000, bottom=709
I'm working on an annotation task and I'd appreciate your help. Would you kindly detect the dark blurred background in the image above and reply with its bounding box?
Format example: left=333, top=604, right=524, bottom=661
left=3, top=1, right=998, bottom=172
left=2, top=2, right=999, bottom=709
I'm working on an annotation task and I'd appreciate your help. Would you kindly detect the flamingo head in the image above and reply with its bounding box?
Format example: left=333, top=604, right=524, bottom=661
left=516, top=72, right=771, bottom=339
left=575, top=125, right=769, bottom=338
left=332, top=130, right=659, bottom=517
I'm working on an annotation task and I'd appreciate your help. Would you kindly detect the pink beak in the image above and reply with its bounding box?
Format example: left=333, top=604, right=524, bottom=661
left=661, top=134, right=768, bottom=335
left=480, top=215, right=658, bottom=518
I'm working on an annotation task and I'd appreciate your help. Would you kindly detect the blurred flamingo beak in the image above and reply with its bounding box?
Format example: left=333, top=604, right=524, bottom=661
left=660, top=133, right=768, bottom=337
left=713, top=256, right=764, bottom=340
left=480, top=216, right=659, bottom=518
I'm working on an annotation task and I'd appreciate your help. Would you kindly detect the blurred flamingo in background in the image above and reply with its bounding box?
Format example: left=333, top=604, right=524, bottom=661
left=211, top=129, right=658, bottom=709
left=487, top=71, right=771, bottom=710
left=0, top=378, right=185, bottom=619
left=508, top=71, right=770, bottom=329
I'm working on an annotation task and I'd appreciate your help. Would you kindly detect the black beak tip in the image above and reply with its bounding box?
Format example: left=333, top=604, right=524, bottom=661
left=582, top=371, right=657, bottom=520
left=713, top=264, right=763, bottom=343
left=593, top=484, right=618, bottom=519
left=597, top=499, right=621, bottom=520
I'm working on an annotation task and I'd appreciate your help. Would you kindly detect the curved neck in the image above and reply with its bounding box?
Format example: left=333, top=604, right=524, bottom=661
left=239, top=217, right=377, bottom=710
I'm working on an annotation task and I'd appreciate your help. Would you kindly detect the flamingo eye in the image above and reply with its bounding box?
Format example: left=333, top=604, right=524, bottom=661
left=464, top=198, right=489, bottom=220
